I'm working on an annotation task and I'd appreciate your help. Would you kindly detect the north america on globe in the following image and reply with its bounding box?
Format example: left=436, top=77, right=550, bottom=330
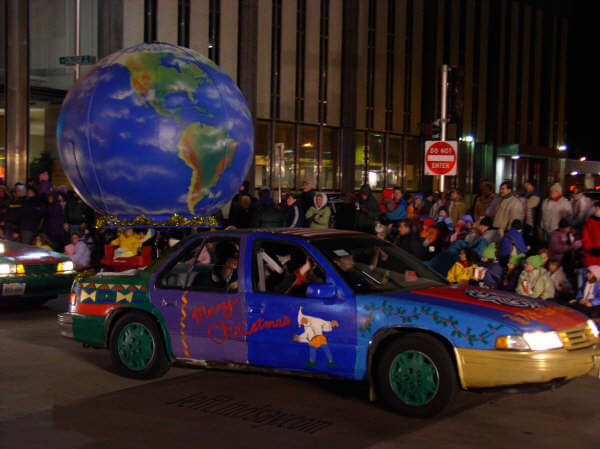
left=57, top=42, right=254, bottom=220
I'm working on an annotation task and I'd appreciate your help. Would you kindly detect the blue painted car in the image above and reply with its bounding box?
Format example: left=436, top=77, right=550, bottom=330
left=59, top=229, right=600, bottom=417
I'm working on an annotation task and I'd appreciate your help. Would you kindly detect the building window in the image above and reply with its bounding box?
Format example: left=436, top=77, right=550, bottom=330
left=208, top=0, right=220, bottom=63
left=405, top=136, right=421, bottom=191
left=367, top=133, right=384, bottom=189
left=365, top=0, right=376, bottom=129
left=274, top=122, right=295, bottom=189
left=355, top=132, right=366, bottom=189
left=386, top=134, right=402, bottom=188
left=271, top=0, right=282, bottom=118
left=318, top=0, right=329, bottom=124
left=320, top=126, right=339, bottom=190
left=295, top=0, right=306, bottom=121
left=298, top=125, right=318, bottom=186
left=178, top=0, right=190, bottom=47
left=144, top=0, right=157, bottom=42
left=254, top=120, right=271, bottom=188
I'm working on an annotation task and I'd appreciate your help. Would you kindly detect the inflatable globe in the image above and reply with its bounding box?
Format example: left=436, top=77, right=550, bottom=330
left=57, top=42, right=253, bottom=222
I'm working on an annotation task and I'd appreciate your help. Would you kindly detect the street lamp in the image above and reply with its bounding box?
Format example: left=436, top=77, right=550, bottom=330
left=558, top=144, right=568, bottom=151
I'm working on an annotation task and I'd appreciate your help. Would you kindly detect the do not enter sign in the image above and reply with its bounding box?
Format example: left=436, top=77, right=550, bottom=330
left=424, top=140, right=458, bottom=176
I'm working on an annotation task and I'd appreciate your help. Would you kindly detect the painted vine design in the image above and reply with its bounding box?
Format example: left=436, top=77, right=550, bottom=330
left=360, top=300, right=507, bottom=346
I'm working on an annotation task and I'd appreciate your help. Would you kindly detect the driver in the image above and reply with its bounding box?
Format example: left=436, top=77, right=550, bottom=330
left=211, top=241, right=239, bottom=292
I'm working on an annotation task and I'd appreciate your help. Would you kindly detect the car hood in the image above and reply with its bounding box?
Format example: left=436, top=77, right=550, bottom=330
left=388, top=285, right=587, bottom=332
left=0, top=239, right=68, bottom=263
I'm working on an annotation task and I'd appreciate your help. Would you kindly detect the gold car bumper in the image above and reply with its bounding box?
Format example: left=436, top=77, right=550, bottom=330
left=454, top=345, right=600, bottom=389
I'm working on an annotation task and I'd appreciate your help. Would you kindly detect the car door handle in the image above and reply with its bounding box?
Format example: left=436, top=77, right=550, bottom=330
left=161, top=298, right=177, bottom=307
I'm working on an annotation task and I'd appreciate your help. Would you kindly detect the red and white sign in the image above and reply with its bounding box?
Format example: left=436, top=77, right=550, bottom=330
left=424, top=140, right=458, bottom=176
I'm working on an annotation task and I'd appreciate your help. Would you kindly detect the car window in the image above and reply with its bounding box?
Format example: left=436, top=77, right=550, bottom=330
left=157, top=237, right=240, bottom=293
left=312, top=236, right=446, bottom=294
left=252, top=240, right=325, bottom=297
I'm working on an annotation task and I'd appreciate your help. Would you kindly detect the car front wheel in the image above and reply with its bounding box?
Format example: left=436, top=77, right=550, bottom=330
left=375, top=333, right=458, bottom=418
left=109, top=311, right=170, bottom=379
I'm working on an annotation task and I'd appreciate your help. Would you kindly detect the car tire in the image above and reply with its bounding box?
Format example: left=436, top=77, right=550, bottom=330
left=375, top=333, right=458, bottom=418
left=109, top=311, right=170, bottom=379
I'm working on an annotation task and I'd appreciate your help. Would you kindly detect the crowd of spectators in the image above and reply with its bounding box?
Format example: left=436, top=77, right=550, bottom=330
left=2, top=173, right=599, bottom=312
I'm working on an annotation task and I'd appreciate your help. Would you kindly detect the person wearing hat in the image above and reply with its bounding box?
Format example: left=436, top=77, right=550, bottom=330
left=493, top=181, right=525, bottom=232
left=548, top=218, right=581, bottom=264
left=476, top=242, right=504, bottom=290
left=466, top=216, right=501, bottom=246
left=419, top=217, right=439, bottom=257
left=408, top=193, right=429, bottom=225
left=356, top=184, right=381, bottom=233
left=305, top=192, right=331, bottom=229
left=541, top=182, right=572, bottom=237
left=497, top=219, right=528, bottom=266
left=502, top=253, right=526, bottom=292
left=516, top=254, right=555, bottom=300
left=576, top=265, right=600, bottom=307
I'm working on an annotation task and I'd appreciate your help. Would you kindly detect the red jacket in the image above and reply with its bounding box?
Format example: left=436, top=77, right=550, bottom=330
left=379, top=188, right=396, bottom=213
left=583, top=215, right=600, bottom=266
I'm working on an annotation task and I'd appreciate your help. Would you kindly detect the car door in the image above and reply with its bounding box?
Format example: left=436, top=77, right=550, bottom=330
left=151, top=235, right=247, bottom=363
left=244, top=236, right=357, bottom=378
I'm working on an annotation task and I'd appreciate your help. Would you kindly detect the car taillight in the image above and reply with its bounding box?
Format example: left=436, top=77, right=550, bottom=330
left=70, top=292, right=77, bottom=306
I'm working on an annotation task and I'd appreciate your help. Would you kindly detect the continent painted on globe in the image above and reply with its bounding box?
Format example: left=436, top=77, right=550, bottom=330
left=56, top=42, right=254, bottom=220
left=178, top=123, right=236, bottom=214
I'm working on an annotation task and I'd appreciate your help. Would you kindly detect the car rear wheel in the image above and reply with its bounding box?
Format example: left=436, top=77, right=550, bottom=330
left=375, top=333, right=458, bottom=418
left=109, top=311, right=170, bottom=379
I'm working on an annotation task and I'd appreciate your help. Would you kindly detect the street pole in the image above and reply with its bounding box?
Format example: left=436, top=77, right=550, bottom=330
left=440, top=64, right=449, bottom=192
left=74, top=0, right=81, bottom=80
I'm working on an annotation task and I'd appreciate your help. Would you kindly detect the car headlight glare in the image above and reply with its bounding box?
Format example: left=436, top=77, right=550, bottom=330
left=0, top=263, right=17, bottom=275
left=0, top=242, right=5, bottom=254
left=587, top=319, right=599, bottom=338
left=496, top=331, right=563, bottom=351
left=57, top=261, right=75, bottom=273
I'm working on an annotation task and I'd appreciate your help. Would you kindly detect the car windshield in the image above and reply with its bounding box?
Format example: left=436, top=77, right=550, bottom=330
left=312, top=236, right=447, bottom=294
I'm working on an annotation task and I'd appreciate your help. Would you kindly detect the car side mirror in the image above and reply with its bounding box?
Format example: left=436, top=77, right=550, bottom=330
left=306, top=283, right=337, bottom=299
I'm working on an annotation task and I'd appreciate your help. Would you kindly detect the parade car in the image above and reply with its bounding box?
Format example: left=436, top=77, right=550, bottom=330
left=58, top=229, right=600, bottom=417
left=1, top=239, right=77, bottom=305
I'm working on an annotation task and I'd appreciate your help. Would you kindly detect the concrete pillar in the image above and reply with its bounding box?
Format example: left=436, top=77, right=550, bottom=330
left=5, top=0, right=29, bottom=186
left=341, top=0, right=358, bottom=193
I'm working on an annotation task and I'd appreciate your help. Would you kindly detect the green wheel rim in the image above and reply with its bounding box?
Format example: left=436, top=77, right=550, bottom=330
left=117, top=322, right=155, bottom=371
left=389, top=350, right=439, bottom=406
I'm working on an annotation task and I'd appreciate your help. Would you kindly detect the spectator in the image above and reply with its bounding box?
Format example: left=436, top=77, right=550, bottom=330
left=299, top=179, right=316, bottom=215
left=19, top=186, right=44, bottom=245
left=37, top=171, right=52, bottom=197
left=582, top=202, right=600, bottom=268
left=497, top=219, right=528, bottom=266
left=541, top=183, right=572, bottom=237
left=33, top=234, right=53, bottom=251
left=476, top=243, right=504, bottom=290
left=228, top=181, right=253, bottom=228
left=430, top=191, right=447, bottom=220
left=420, top=218, right=439, bottom=255
left=516, top=255, right=555, bottom=300
left=522, top=180, right=541, bottom=245
left=502, top=254, right=525, bottom=292
left=64, top=232, right=91, bottom=270
left=493, top=181, right=525, bottom=232
left=384, top=187, right=408, bottom=222
left=65, top=190, right=88, bottom=235
left=305, top=192, right=331, bottom=229
left=335, top=192, right=357, bottom=231
left=5, top=183, right=25, bottom=234
left=285, top=192, right=304, bottom=228
left=435, top=206, right=453, bottom=230
left=408, top=193, right=429, bottom=225
left=548, top=218, right=581, bottom=265
left=253, top=188, right=285, bottom=228
left=110, top=228, right=153, bottom=258
left=576, top=265, right=600, bottom=308
left=44, top=193, right=67, bottom=251
left=446, top=248, right=478, bottom=285
left=570, top=184, right=593, bottom=230
left=355, top=185, right=380, bottom=233
left=472, top=181, right=496, bottom=221
left=548, top=259, right=574, bottom=303
left=395, top=219, right=426, bottom=259
left=449, top=189, right=467, bottom=226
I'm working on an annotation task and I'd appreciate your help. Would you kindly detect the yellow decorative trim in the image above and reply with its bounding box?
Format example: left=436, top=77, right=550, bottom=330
left=81, top=290, right=97, bottom=302
left=116, top=291, right=134, bottom=303
left=180, top=291, right=190, bottom=357
left=95, top=213, right=218, bottom=228
left=454, top=345, right=600, bottom=389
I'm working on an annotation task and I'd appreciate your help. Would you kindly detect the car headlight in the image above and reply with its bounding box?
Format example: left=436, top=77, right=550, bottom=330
left=587, top=319, right=599, bottom=338
left=496, top=331, right=563, bottom=351
left=57, top=261, right=75, bottom=273
left=0, top=242, right=5, bottom=254
left=0, top=263, right=17, bottom=275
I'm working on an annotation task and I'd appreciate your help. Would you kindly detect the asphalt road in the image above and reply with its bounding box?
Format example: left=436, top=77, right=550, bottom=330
left=2, top=295, right=600, bottom=449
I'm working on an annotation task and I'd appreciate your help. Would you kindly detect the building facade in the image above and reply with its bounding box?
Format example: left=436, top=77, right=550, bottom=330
left=1, top=0, right=575, bottom=198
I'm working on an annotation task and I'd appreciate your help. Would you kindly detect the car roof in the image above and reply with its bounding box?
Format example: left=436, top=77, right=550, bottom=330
left=195, top=228, right=363, bottom=240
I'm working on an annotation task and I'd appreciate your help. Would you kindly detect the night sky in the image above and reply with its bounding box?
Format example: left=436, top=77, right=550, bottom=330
left=567, top=0, right=600, bottom=160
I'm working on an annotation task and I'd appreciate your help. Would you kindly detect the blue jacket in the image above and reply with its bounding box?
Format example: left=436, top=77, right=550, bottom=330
left=498, top=229, right=527, bottom=259
left=480, top=261, right=504, bottom=290
left=577, top=281, right=600, bottom=306
left=385, top=199, right=408, bottom=221
left=286, top=201, right=304, bottom=228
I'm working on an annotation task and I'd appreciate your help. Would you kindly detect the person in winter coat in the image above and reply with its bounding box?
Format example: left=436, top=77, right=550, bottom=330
left=449, top=189, right=467, bottom=226
left=516, top=255, right=555, bottom=300
left=476, top=243, right=504, bottom=290
left=408, top=193, right=429, bottom=225
left=548, top=259, right=574, bottom=303
left=473, top=181, right=496, bottom=221
left=305, top=192, right=331, bottom=229
left=541, top=183, right=572, bottom=237
left=582, top=202, right=600, bottom=267
left=355, top=185, right=380, bottom=233
left=253, top=188, right=285, bottom=228
left=384, top=187, right=408, bottom=222
left=548, top=218, right=581, bottom=263
left=63, top=232, right=91, bottom=270
left=446, top=248, right=478, bottom=284
left=229, top=181, right=254, bottom=228
left=43, top=193, right=67, bottom=251
left=502, top=254, right=525, bottom=292
left=19, top=186, right=44, bottom=245
left=493, top=181, right=525, bottom=232
left=497, top=219, right=528, bottom=266
left=522, top=180, right=541, bottom=245
left=394, top=219, right=426, bottom=260
left=576, top=265, right=600, bottom=307
left=285, top=192, right=304, bottom=228
left=466, top=216, right=502, bottom=246
left=570, top=184, right=593, bottom=230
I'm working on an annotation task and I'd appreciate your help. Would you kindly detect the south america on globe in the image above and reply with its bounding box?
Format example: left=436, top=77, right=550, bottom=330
left=57, top=42, right=254, bottom=223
